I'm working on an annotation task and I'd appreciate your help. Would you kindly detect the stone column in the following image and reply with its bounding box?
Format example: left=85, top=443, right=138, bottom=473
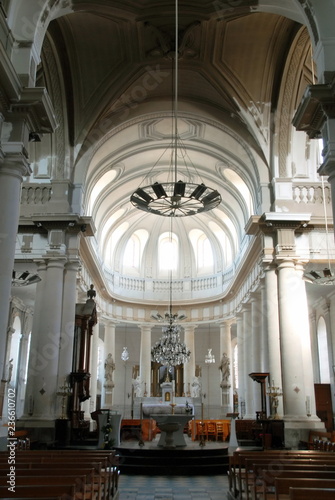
left=277, top=259, right=320, bottom=446
left=183, top=325, right=196, bottom=397
left=0, top=151, right=31, bottom=392
left=263, top=264, right=283, bottom=418
left=219, top=321, right=233, bottom=414
left=236, top=312, right=245, bottom=417
left=260, top=279, right=269, bottom=372
left=24, top=258, right=65, bottom=421
left=242, top=304, right=254, bottom=418
left=250, top=291, right=263, bottom=414
left=139, top=325, right=151, bottom=397
left=103, top=322, right=116, bottom=408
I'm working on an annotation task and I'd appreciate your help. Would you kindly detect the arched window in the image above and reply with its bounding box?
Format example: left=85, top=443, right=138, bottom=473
left=124, top=234, right=141, bottom=269
left=159, top=232, right=178, bottom=271
left=317, top=316, right=330, bottom=383
left=123, top=229, right=149, bottom=272
left=189, top=229, right=213, bottom=272
left=223, top=168, right=253, bottom=217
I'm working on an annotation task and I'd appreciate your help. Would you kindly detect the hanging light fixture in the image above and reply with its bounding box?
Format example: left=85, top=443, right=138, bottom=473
left=130, top=0, right=221, bottom=217
left=205, top=324, right=215, bottom=363
left=121, top=346, right=129, bottom=361
left=151, top=222, right=190, bottom=367
left=205, top=348, right=215, bottom=364
left=151, top=314, right=190, bottom=368
left=304, top=176, right=335, bottom=285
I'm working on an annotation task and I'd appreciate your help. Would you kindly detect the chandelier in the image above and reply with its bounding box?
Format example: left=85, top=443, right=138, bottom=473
left=151, top=308, right=190, bottom=367
left=12, top=270, right=41, bottom=287
left=205, top=348, right=215, bottom=364
left=130, top=0, right=221, bottom=217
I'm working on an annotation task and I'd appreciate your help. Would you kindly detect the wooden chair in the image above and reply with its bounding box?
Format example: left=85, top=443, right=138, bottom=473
left=206, top=421, right=216, bottom=441
left=216, top=421, right=225, bottom=441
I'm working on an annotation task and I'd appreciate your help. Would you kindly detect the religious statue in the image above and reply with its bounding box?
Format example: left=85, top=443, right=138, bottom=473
left=219, top=353, right=230, bottom=386
left=87, top=284, right=96, bottom=300
left=132, top=375, right=142, bottom=397
left=104, top=353, right=115, bottom=382
left=191, top=376, right=202, bottom=397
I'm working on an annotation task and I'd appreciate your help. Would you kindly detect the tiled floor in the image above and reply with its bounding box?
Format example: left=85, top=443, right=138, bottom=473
left=118, top=474, right=230, bottom=499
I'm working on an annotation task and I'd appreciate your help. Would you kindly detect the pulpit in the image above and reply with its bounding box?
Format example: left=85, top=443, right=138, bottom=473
left=69, top=297, right=97, bottom=441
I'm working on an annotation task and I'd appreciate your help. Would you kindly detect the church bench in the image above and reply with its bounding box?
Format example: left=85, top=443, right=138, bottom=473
left=274, top=477, right=335, bottom=500
left=229, top=451, right=335, bottom=499
left=0, top=483, right=78, bottom=499
left=257, top=468, right=335, bottom=499
left=0, top=475, right=91, bottom=499
left=0, top=461, right=103, bottom=500
left=0, top=468, right=97, bottom=498
left=244, top=459, right=335, bottom=500
left=289, top=487, right=335, bottom=499
left=12, top=451, right=119, bottom=499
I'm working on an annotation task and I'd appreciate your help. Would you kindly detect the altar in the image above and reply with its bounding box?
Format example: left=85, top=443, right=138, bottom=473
left=133, top=396, right=201, bottom=419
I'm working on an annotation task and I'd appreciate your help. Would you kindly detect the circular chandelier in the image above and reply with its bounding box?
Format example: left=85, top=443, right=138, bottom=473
left=130, top=0, right=221, bottom=217
left=151, top=312, right=190, bottom=368
left=131, top=182, right=221, bottom=217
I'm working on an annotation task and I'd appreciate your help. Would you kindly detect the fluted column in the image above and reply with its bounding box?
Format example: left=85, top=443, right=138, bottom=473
left=236, top=312, right=245, bottom=417
left=140, top=325, right=151, bottom=397
left=260, top=279, right=269, bottom=372
left=250, top=291, right=263, bottom=414
left=103, top=322, right=116, bottom=408
left=219, top=320, right=233, bottom=414
left=243, top=304, right=254, bottom=418
left=183, top=325, right=196, bottom=397
left=0, top=151, right=31, bottom=391
left=277, top=259, right=318, bottom=425
left=24, top=258, right=65, bottom=420
left=263, top=264, right=283, bottom=417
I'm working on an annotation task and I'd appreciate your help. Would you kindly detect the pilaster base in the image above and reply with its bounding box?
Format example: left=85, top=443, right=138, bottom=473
left=283, top=417, right=325, bottom=449
left=17, top=418, right=56, bottom=448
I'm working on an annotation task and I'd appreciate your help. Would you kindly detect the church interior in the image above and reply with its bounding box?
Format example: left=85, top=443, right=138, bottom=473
left=1, top=0, right=335, bottom=496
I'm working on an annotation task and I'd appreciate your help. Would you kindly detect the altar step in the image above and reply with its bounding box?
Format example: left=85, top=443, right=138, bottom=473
left=115, top=446, right=229, bottom=475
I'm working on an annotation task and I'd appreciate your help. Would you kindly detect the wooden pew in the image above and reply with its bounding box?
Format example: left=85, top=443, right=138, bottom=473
left=0, top=483, right=77, bottom=499
left=11, top=450, right=119, bottom=499
left=259, top=468, right=335, bottom=499
left=0, top=475, right=89, bottom=498
left=246, top=460, right=335, bottom=500
left=228, top=450, right=335, bottom=500
left=289, top=487, right=335, bottom=499
left=274, top=477, right=335, bottom=500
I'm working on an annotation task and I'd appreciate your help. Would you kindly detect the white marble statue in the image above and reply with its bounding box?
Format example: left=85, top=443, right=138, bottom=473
left=191, top=376, right=202, bottom=397
left=132, top=375, right=142, bottom=397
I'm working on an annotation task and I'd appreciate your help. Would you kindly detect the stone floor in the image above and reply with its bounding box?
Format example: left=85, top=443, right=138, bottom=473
left=117, top=436, right=231, bottom=499
left=118, top=473, right=230, bottom=499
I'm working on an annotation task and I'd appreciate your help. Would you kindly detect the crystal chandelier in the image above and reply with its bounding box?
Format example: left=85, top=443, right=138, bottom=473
left=121, top=346, right=129, bottom=361
left=130, top=0, right=221, bottom=217
left=205, top=348, right=215, bottom=364
left=151, top=311, right=190, bottom=368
